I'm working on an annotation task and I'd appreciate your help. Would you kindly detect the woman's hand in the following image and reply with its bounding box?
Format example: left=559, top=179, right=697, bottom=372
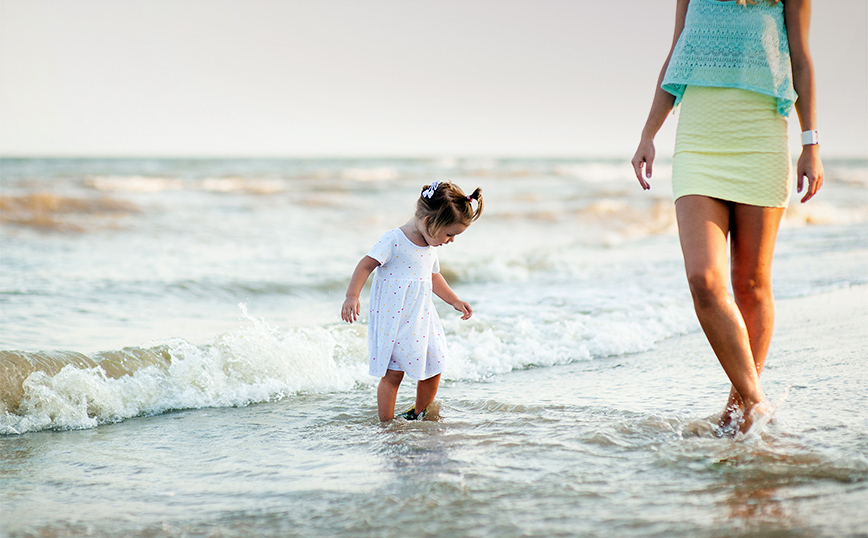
left=451, top=300, right=473, bottom=320
left=631, top=138, right=655, bottom=190
left=797, top=145, right=824, bottom=203
left=341, top=296, right=361, bottom=323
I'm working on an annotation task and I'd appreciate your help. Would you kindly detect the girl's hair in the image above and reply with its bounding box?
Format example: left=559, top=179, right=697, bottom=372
left=416, top=181, right=483, bottom=236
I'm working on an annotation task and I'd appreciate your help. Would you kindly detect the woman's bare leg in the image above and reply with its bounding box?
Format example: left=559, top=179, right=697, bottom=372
left=722, top=203, right=785, bottom=420
left=675, top=195, right=767, bottom=431
left=377, top=369, right=404, bottom=421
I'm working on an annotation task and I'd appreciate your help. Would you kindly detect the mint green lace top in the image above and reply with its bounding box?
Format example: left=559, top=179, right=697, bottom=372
left=662, top=0, right=797, bottom=116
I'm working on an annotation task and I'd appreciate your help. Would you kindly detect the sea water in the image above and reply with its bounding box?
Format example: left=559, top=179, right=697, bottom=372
left=1, top=157, right=866, bottom=537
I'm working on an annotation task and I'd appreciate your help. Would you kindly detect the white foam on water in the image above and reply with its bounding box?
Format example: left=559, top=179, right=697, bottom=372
left=86, top=176, right=184, bottom=192
left=1, top=305, right=370, bottom=434
left=1, top=293, right=697, bottom=434
left=339, top=167, right=399, bottom=181
left=441, top=300, right=696, bottom=382
left=197, top=177, right=286, bottom=194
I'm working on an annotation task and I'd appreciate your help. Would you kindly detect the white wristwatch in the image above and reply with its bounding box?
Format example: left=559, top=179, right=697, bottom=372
left=800, top=130, right=820, bottom=146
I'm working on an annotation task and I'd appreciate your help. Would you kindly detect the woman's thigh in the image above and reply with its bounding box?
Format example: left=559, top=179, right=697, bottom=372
left=675, top=195, right=732, bottom=286
left=729, top=204, right=785, bottom=289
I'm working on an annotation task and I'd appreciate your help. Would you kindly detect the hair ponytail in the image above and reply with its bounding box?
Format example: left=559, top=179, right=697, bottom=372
left=416, top=181, right=483, bottom=236
left=466, top=187, right=484, bottom=222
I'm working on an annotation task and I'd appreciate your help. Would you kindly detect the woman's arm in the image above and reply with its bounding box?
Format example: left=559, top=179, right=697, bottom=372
left=341, top=256, right=380, bottom=323
left=432, top=272, right=472, bottom=320
left=785, top=0, right=824, bottom=203
left=631, top=0, right=690, bottom=189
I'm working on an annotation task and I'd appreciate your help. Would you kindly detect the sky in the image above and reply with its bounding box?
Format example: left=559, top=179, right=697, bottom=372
left=1, top=0, right=866, bottom=158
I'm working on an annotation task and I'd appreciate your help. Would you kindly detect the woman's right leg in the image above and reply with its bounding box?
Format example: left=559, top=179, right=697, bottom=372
left=675, top=195, right=766, bottom=429
left=377, top=369, right=404, bottom=421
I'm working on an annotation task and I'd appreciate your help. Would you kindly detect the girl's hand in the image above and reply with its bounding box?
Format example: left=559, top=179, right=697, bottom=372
left=797, top=146, right=824, bottom=203
left=342, top=256, right=379, bottom=323
left=341, top=297, right=360, bottom=323
left=631, top=139, right=655, bottom=190
left=452, top=300, right=473, bottom=320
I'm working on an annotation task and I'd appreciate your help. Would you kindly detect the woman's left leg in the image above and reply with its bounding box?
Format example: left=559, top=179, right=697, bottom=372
left=675, top=195, right=768, bottom=432
left=723, top=203, right=786, bottom=415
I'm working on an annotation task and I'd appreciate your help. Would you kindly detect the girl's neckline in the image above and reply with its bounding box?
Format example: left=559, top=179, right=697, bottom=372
left=397, top=227, right=430, bottom=248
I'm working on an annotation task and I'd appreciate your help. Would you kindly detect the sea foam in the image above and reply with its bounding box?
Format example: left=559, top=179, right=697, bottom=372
left=1, top=305, right=368, bottom=434
left=2, top=295, right=696, bottom=434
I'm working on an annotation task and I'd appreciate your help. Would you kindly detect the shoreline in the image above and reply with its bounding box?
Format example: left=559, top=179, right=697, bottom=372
left=773, top=283, right=868, bottom=347
left=438, top=283, right=868, bottom=422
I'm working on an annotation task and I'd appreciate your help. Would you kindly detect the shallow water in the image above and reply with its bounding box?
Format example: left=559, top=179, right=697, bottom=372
left=1, top=157, right=867, bottom=537
left=3, top=334, right=866, bottom=538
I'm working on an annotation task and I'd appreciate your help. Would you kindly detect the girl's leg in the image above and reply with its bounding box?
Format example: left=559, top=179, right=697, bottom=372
left=723, top=203, right=785, bottom=413
left=377, top=369, right=404, bottom=421
left=675, top=195, right=767, bottom=431
left=415, top=374, right=441, bottom=415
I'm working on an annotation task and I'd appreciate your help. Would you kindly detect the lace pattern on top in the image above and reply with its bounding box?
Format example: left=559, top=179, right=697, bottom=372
left=662, top=0, right=796, bottom=116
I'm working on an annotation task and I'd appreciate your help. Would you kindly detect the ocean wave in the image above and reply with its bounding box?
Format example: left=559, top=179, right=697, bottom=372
left=1, top=294, right=695, bottom=434
left=197, top=177, right=286, bottom=194
left=442, top=299, right=695, bottom=381
left=824, top=161, right=868, bottom=187
left=165, top=277, right=346, bottom=299
left=86, top=175, right=184, bottom=192
left=0, top=193, right=139, bottom=232
left=783, top=199, right=868, bottom=226
left=339, top=167, right=400, bottom=181
left=1, top=306, right=368, bottom=434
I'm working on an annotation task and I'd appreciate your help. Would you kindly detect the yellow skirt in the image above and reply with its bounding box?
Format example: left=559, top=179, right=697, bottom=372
left=672, top=86, right=791, bottom=208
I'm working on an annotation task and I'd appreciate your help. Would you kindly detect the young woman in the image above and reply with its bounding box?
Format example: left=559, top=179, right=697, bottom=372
left=631, top=0, right=824, bottom=433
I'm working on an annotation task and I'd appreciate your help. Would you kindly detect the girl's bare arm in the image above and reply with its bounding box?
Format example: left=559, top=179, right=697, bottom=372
left=341, top=256, right=380, bottom=323
left=432, top=272, right=472, bottom=320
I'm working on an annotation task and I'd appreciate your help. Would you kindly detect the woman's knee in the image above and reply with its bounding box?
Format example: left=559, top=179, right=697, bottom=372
left=731, top=273, right=772, bottom=307
left=686, top=269, right=728, bottom=306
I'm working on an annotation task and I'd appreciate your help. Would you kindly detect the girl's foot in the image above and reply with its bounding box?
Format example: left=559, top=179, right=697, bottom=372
left=399, top=405, right=426, bottom=421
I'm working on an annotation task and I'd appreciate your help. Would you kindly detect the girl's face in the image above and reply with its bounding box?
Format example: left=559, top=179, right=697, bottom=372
left=423, top=221, right=468, bottom=247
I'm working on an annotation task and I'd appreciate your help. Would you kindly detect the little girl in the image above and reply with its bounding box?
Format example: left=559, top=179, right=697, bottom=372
left=341, top=180, right=483, bottom=421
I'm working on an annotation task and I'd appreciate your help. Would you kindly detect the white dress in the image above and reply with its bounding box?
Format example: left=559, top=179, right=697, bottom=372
left=366, top=229, right=447, bottom=380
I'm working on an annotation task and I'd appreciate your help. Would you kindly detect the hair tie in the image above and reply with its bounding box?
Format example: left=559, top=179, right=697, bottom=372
left=466, top=195, right=472, bottom=201
left=422, top=180, right=442, bottom=199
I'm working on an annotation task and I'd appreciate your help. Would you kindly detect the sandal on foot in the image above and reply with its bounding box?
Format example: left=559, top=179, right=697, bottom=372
left=399, top=405, right=425, bottom=421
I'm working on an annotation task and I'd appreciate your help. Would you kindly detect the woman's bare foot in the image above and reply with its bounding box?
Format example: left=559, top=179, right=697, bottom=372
left=717, top=386, right=744, bottom=435
left=718, top=403, right=743, bottom=435
left=740, top=399, right=772, bottom=434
